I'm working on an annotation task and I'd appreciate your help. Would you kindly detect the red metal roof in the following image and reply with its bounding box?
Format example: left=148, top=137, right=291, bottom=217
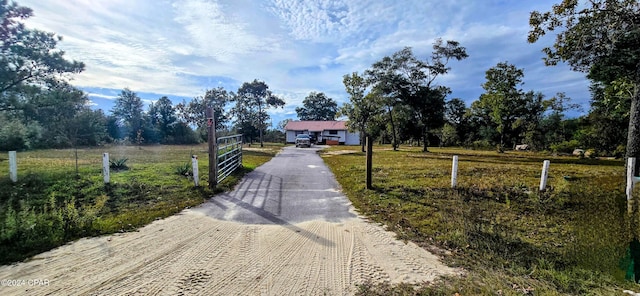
left=284, top=120, right=348, bottom=132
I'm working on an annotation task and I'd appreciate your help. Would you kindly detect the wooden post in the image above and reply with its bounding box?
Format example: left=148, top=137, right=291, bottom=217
left=366, top=136, right=373, bottom=189
left=207, top=107, right=217, bottom=189
left=192, top=155, right=199, bottom=187
left=102, top=153, right=110, bottom=184
left=539, top=160, right=550, bottom=191
left=451, top=155, right=459, bottom=188
left=9, top=151, right=17, bottom=183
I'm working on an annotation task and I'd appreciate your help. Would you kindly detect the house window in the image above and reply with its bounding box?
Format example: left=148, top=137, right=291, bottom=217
left=328, top=130, right=338, bottom=135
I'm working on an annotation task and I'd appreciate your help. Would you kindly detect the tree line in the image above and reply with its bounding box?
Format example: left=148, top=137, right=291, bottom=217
left=338, top=0, right=638, bottom=161
left=0, top=1, right=291, bottom=150
left=1, top=0, right=638, bottom=163
left=339, top=53, right=594, bottom=155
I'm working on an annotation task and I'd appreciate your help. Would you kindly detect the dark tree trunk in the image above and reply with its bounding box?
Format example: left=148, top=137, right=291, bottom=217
left=422, top=127, right=429, bottom=152
left=627, top=85, right=640, bottom=176
left=388, top=106, right=398, bottom=151
left=360, top=124, right=367, bottom=152
left=259, top=102, right=264, bottom=148
left=260, top=128, right=263, bottom=148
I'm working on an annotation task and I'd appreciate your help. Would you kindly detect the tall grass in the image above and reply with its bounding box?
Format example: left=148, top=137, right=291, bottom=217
left=322, top=145, right=640, bottom=295
left=0, top=143, right=281, bottom=264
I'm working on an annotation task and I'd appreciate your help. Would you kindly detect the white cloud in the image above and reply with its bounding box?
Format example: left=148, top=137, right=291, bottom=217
left=16, top=0, right=592, bottom=121
left=87, top=93, right=118, bottom=100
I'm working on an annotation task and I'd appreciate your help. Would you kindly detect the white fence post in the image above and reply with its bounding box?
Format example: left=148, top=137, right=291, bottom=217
left=9, top=151, right=17, bottom=183
left=102, top=153, right=110, bottom=184
left=451, top=155, right=459, bottom=188
left=192, top=155, right=199, bottom=187
left=627, top=157, right=640, bottom=200
left=539, top=160, right=550, bottom=191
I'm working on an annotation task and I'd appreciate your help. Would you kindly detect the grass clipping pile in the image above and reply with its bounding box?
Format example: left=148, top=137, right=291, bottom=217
left=0, top=208, right=457, bottom=295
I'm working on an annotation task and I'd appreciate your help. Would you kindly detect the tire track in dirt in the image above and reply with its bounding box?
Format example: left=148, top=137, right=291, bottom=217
left=211, top=221, right=327, bottom=295
left=101, top=222, right=241, bottom=295
left=0, top=146, right=459, bottom=295
left=89, top=217, right=227, bottom=293
left=0, top=210, right=458, bottom=295
left=3, top=214, right=202, bottom=295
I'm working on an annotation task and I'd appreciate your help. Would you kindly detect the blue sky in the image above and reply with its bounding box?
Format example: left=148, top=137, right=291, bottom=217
left=20, top=0, right=591, bottom=127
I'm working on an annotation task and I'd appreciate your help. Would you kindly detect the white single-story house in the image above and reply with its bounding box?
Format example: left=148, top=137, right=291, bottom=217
left=284, top=121, right=360, bottom=145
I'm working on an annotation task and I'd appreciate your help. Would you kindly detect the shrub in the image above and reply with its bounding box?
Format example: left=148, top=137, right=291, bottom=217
left=174, top=162, right=192, bottom=176
left=109, top=158, right=129, bottom=170
left=471, top=140, right=493, bottom=150
left=0, top=120, right=29, bottom=151
left=550, top=140, right=580, bottom=154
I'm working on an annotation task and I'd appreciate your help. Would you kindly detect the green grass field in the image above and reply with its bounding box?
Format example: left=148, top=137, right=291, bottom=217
left=0, top=143, right=281, bottom=264
left=322, top=145, right=640, bottom=295
left=3, top=143, right=640, bottom=294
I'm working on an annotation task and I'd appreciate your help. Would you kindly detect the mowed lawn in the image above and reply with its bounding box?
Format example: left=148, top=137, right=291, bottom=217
left=321, top=145, right=640, bottom=295
left=0, top=143, right=281, bottom=264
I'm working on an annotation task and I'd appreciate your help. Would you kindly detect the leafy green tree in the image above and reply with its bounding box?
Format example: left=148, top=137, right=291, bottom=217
left=177, top=87, right=229, bottom=142
left=529, top=0, right=640, bottom=170
left=0, top=0, right=84, bottom=112
left=365, top=40, right=467, bottom=151
left=436, top=123, right=459, bottom=147
left=477, top=62, right=530, bottom=150
left=296, top=92, right=338, bottom=121
left=445, top=98, right=470, bottom=145
left=467, top=99, right=499, bottom=147
left=541, top=92, right=581, bottom=148
left=177, top=87, right=229, bottom=131
left=42, top=106, right=109, bottom=148
left=105, top=115, right=120, bottom=142
left=515, top=91, right=547, bottom=150
left=262, top=128, right=285, bottom=143
left=577, top=82, right=630, bottom=154
left=71, top=108, right=109, bottom=146
left=365, top=52, right=404, bottom=150
left=0, top=114, right=41, bottom=150
left=170, top=122, right=200, bottom=144
left=148, top=96, right=177, bottom=143
left=341, top=72, right=381, bottom=151
left=0, top=83, right=107, bottom=149
left=231, top=89, right=258, bottom=144
left=111, top=88, right=144, bottom=141
left=232, top=80, right=284, bottom=147
left=21, top=84, right=86, bottom=148
left=408, top=86, right=449, bottom=151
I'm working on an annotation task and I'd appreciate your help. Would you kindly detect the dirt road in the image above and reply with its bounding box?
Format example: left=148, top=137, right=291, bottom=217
left=0, top=146, right=456, bottom=295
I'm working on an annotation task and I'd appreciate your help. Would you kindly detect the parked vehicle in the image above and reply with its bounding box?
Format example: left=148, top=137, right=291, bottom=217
left=295, top=134, right=312, bottom=148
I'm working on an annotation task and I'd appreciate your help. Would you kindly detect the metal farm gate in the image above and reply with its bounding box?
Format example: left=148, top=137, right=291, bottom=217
left=215, top=134, right=243, bottom=184
left=206, top=107, right=243, bottom=188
